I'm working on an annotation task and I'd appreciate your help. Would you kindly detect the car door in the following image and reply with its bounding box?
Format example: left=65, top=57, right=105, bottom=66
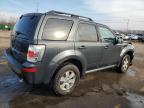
left=97, top=25, right=122, bottom=66
left=75, top=22, right=103, bottom=70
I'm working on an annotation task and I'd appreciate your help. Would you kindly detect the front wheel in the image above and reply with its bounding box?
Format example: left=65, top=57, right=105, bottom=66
left=118, top=54, right=131, bottom=73
left=53, top=64, right=80, bottom=95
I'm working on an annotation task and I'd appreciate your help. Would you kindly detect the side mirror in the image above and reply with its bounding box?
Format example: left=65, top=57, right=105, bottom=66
left=115, top=36, right=123, bottom=44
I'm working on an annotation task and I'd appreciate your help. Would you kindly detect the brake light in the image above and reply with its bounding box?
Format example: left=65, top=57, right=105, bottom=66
left=27, top=45, right=45, bottom=63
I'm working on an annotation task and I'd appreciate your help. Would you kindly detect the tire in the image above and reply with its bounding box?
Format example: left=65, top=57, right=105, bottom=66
left=118, top=54, right=131, bottom=73
left=53, top=64, right=80, bottom=95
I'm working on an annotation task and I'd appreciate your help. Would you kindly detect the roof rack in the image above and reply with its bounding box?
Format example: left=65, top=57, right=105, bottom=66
left=47, top=10, right=93, bottom=21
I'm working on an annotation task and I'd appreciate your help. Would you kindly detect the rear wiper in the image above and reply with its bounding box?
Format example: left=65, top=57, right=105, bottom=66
left=15, top=31, right=29, bottom=40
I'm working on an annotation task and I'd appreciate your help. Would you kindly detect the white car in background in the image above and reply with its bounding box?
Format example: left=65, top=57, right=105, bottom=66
left=124, top=35, right=131, bottom=40
left=131, top=34, right=139, bottom=40
left=124, top=34, right=139, bottom=40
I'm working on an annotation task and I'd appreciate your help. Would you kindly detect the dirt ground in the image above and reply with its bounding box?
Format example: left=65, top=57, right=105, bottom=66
left=0, top=31, right=10, bottom=48
left=0, top=31, right=144, bottom=108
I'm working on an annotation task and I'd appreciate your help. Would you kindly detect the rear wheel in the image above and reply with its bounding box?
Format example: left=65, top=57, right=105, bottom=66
left=118, top=54, right=131, bottom=73
left=53, top=64, right=80, bottom=95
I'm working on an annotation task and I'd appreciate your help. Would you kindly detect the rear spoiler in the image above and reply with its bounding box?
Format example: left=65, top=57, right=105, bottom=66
left=20, top=13, right=42, bottom=19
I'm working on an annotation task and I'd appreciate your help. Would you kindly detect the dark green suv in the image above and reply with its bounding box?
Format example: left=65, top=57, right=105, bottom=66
left=5, top=11, right=134, bottom=95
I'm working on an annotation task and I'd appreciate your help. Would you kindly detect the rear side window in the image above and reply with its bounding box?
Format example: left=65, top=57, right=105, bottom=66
left=13, top=15, right=41, bottom=40
left=77, top=23, right=98, bottom=42
left=42, top=18, right=73, bottom=40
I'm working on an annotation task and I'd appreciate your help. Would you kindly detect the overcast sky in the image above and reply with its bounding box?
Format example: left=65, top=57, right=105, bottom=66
left=1, top=0, right=144, bottom=30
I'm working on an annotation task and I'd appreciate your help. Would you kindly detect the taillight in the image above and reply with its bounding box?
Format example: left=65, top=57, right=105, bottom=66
left=27, top=45, right=45, bottom=63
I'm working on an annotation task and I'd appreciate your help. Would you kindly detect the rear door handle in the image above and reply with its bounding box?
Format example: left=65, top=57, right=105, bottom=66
left=78, top=45, right=86, bottom=49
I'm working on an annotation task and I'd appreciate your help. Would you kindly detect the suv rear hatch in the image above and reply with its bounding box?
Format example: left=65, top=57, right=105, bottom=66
left=11, top=13, right=42, bottom=63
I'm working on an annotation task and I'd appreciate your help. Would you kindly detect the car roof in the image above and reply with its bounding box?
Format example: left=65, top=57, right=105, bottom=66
left=45, top=10, right=107, bottom=26
left=45, top=10, right=94, bottom=22
left=21, top=10, right=107, bottom=27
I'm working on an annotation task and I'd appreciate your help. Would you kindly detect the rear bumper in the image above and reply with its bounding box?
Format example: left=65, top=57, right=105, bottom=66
left=5, top=48, right=60, bottom=85
left=5, top=48, right=39, bottom=84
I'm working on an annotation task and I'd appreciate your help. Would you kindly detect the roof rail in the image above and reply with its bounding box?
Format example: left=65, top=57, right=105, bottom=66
left=47, top=10, right=93, bottom=21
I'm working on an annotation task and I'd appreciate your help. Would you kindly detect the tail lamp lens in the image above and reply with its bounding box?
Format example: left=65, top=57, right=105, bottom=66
left=27, top=45, right=45, bottom=63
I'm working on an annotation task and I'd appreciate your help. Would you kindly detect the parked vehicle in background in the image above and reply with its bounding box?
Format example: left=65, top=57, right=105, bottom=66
left=123, top=34, right=131, bottom=40
left=0, top=25, right=13, bottom=30
left=121, top=33, right=127, bottom=39
left=137, top=34, right=144, bottom=42
left=115, top=32, right=122, bottom=38
left=115, top=32, right=126, bottom=39
left=124, top=34, right=139, bottom=40
left=5, top=11, right=134, bottom=95
left=131, top=34, right=139, bottom=40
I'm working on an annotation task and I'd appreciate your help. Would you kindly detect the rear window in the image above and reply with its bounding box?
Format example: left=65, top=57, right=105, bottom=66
left=13, top=14, right=41, bottom=40
left=42, top=18, right=73, bottom=41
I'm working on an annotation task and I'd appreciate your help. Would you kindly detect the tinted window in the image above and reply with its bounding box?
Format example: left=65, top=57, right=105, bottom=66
left=77, top=23, right=97, bottom=42
left=42, top=19, right=73, bottom=40
left=98, top=26, right=115, bottom=43
left=13, top=15, right=41, bottom=40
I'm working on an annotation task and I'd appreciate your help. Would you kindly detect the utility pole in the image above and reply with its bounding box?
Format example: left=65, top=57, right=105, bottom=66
left=126, top=19, right=130, bottom=34
left=36, top=0, right=39, bottom=12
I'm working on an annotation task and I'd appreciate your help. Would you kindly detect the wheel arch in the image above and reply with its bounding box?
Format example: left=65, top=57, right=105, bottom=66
left=44, top=50, right=86, bottom=84
left=55, top=58, right=84, bottom=78
left=125, top=51, right=134, bottom=62
left=118, top=50, right=134, bottom=67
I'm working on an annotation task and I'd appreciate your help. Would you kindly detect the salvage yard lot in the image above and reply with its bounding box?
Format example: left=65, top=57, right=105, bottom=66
left=0, top=31, right=10, bottom=48
left=0, top=31, right=144, bottom=108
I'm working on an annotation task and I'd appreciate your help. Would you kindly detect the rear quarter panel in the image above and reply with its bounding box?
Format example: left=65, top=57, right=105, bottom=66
left=35, top=15, right=80, bottom=84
